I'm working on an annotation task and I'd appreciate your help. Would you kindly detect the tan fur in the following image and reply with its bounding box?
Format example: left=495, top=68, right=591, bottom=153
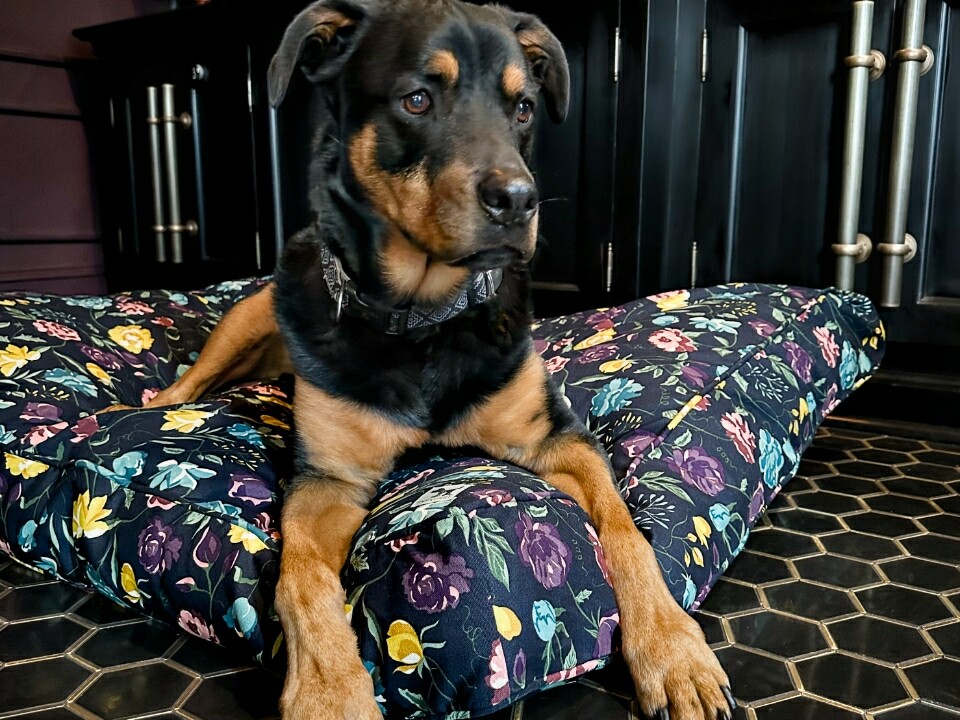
left=102, top=283, right=290, bottom=411
left=437, top=352, right=551, bottom=461
left=502, top=63, right=526, bottom=98
left=350, top=125, right=479, bottom=300
left=295, top=379, right=428, bottom=495
left=380, top=230, right=471, bottom=303
left=427, top=49, right=460, bottom=86
left=277, top=483, right=381, bottom=720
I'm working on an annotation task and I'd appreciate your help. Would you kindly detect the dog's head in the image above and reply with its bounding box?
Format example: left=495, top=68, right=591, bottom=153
left=269, top=0, right=569, bottom=299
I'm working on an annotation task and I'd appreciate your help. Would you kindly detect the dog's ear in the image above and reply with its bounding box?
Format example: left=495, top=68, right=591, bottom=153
left=268, top=0, right=372, bottom=107
left=491, top=8, right=570, bottom=123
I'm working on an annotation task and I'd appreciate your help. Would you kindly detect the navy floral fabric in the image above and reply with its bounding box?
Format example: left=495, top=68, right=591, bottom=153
left=0, top=280, right=884, bottom=719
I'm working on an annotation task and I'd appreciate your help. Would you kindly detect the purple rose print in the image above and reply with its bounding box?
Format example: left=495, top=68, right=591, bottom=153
left=228, top=473, right=273, bottom=507
left=515, top=513, right=570, bottom=589
left=20, top=403, right=61, bottom=423
left=782, top=341, right=813, bottom=383
left=622, top=430, right=659, bottom=459
left=748, top=483, right=766, bottom=524
left=680, top=363, right=711, bottom=389
left=748, top=319, right=776, bottom=337
left=137, top=517, right=183, bottom=574
left=576, top=344, right=619, bottom=364
left=192, top=525, right=222, bottom=569
left=79, top=344, right=123, bottom=370
left=665, top=447, right=725, bottom=497
left=594, top=611, right=620, bottom=656
left=402, top=548, right=473, bottom=614
left=532, top=338, right=549, bottom=355
left=512, top=649, right=527, bottom=687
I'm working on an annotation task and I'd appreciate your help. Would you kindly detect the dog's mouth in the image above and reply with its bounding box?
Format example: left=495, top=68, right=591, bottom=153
left=448, top=246, right=526, bottom=271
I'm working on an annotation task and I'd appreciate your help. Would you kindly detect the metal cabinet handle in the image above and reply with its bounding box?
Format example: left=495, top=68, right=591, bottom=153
left=145, top=84, right=198, bottom=264
left=833, top=1, right=885, bottom=290
left=879, top=0, right=930, bottom=307
left=146, top=87, right=167, bottom=263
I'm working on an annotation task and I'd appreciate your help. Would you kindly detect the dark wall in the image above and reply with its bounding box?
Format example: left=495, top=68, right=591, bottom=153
left=0, top=0, right=171, bottom=294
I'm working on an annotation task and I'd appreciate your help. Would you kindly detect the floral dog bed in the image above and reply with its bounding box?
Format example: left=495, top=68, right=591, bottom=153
left=0, top=280, right=883, bottom=718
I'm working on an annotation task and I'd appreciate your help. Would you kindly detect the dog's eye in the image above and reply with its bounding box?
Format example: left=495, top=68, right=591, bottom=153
left=402, top=90, right=432, bottom=115
left=517, top=99, right=535, bottom=123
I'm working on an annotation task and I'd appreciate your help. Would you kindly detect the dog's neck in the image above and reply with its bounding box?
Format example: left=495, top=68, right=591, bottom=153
left=313, top=169, right=502, bottom=335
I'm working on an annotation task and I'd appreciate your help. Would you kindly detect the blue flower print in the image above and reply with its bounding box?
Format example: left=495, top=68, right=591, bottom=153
left=224, top=597, right=259, bottom=639
left=532, top=600, right=557, bottom=642
left=591, top=378, right=644, bottom=417
left=227, top=423, right=266, bottom=449
left=709, top=504, right=731, bottom=533
left=44, top=368, right=98, bottom=397
left=839, top=341, right=858, bottom=389
left=758, top=429, right=784, bottom=489
left=65, top=296, right=113, bottom=310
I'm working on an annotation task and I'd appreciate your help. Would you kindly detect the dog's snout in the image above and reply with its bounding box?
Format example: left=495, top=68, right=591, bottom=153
left=478, top=172, right=538, bottom=226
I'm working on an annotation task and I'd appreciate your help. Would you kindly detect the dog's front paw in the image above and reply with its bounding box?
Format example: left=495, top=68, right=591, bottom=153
left=623, top=607, right=735, bottom=720
left=280, top=663, right=382, bottom=720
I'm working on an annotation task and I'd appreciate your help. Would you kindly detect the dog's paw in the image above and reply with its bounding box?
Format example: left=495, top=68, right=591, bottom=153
left=623, top=607, right=735, bottom=720
left=280, top=664, right=382, bottom=720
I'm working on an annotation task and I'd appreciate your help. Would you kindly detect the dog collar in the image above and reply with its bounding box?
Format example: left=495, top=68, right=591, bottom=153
left=319, top=242, right=502, bottom=336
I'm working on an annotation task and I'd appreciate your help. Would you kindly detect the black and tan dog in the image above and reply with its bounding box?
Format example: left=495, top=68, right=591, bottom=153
left=129, top=1, right=734, bottom=717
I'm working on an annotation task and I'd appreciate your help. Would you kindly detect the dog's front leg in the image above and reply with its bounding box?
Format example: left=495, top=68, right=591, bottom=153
left=445, top=353, right=733, bottom=719
left=276, top=480, right=382, bottom=720
left=528, top=431, right=733, bottom=720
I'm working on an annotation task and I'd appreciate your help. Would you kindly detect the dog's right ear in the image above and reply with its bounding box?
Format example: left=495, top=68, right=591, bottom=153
left=268, top=0, right=372, bottom=107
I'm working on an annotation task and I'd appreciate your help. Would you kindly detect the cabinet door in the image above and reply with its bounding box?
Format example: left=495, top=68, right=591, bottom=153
left=101, top=39, right=261, bottom=290
left=694, top=0, right=894, bottom=290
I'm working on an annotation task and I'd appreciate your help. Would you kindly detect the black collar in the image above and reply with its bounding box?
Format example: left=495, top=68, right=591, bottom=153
left=318, top=242, right=502, bottom=335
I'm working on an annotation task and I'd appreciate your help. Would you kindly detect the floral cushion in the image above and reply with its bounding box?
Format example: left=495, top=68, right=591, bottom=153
left=0, top=280, right=884, bottom=719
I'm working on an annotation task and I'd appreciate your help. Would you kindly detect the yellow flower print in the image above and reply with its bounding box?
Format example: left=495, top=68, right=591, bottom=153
left=107, top=325, right=154, bottom=354
left=161, top=409, right=213, bottom=433
left=259, top=415, right=290, bottom=430
left=85, top=363, right=113, bottom=386
left=387, top=620, right=424, bottom=674
left=691, top=547, right=705, bottom=567
left=4, top=453, right=50, bottom=479
left=653, top=289, right=689, bottom=312
left=121, top=562, right=144, bottom=604
left=73, top=491, right=111, bottom=539
left=227, top=524, right=268, bottom=553
left=599, top=359, right=634, bottom=374
left=493, top=606, right=522, bottom=641
left=0, top=344, right=41, bottom=377
left=573, top=328, right=616, bottom=351
left=692, top=516, right=712, bottom=545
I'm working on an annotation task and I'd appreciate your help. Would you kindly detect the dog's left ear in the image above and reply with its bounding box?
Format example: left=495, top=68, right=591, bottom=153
left=492, top=8, right=570, bottom=123
left=268, top=0, right=373, bottom=107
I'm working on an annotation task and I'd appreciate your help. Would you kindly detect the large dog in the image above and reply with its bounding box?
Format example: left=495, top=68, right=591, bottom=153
left=132, top=1, right=734, bottom=717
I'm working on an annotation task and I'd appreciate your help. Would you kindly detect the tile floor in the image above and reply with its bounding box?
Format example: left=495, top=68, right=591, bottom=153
left=0, top=424, right=958, bottom=720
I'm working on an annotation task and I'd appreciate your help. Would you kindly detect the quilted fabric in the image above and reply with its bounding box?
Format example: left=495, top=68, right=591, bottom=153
left=0, top=280, right=884, bottom=719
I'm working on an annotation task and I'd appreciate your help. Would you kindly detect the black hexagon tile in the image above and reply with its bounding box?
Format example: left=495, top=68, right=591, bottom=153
left=76, top=663, right=194, bottom=719
left=769, top=508, right=845, bottom=534
left=902, top=659, right=960, bottom=711
left=902, top=535, right=960, bottom=565
left=866, top=494, right=940, bottom=518
left=763, top=580, right=859, bottom=620
left=929, top=621, right=960, bottom=659
left=882, top=477, right=954, bottom=498
left=0, top=658, right=92, bottom=714
left=698, top=578, right=762, bottom=614
left=796, top=653, right=909, bottom=708
left=855, top=585, right=955, bottom=625
left=902, top=463, right=960, bottom=483
left=728, top=611, right=829, bottom=658
left=747, top=528, right=821, bottom=558
left=826, top=615, right=935, bottom=663
left=843, top=511, right=922, bottom=538
left=842, top=461, right=901, bottom=480
left=875, top=701, right=960, bottom=719
left=820, top=531, right=904, bottom=561
left=912, top=450, right=960, bottom=467
left=919, top=514, right=960, bottom=538
left=0, top=617, right=88, bottom=663
left=76, top=619, right=181, bottom=667
left=880, top=557, right=960, bottom=593
left=795, top=554, right=882, bottom=589
left=870, top=437, right=925, bottom=452
left=753, top=696, right=862, bottom=720
left=821, top=474, right=885, bottom=496
left=857, top=448, right=915, bottom=466
left=714, top=646, right=796, bottom=703
left=724, top=551, right=794, bottom=584
left=790, top=491, right=864, bottom=516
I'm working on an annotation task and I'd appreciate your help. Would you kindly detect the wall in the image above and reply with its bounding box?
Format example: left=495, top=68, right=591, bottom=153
left=0, top=0, right=171, bottom=294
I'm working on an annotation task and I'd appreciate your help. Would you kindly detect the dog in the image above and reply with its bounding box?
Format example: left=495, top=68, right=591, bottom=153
left=127, top=1, right=735, bottom=717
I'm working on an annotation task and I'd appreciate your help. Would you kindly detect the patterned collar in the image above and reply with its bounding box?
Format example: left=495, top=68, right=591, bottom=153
left=318, top=242, right=502, bottom=336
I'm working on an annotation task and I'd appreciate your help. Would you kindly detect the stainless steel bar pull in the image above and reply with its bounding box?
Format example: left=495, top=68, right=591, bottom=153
left=146, top=87, right=167, bottom=263
left=161, top=84, right=186, bottom=264
left=879, top=0, right=929, bottom=307
left=833, top=1, right=884, bottom=290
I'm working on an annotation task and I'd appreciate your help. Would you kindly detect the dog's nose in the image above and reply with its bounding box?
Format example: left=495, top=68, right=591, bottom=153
left=478, top=172, right=538, bottom=226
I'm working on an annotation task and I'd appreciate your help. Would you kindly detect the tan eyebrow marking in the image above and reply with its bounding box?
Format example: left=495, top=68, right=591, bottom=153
left=502, top=63, right=526, bottom=97
left=427, top=49, right=460, bottom=86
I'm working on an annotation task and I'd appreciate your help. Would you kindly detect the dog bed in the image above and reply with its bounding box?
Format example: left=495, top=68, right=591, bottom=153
left=0, top=279, right=883, bottom=718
